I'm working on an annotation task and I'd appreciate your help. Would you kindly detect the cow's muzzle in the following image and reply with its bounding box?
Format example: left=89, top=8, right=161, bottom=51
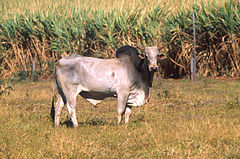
left=149, top=66, right=158, bottom=72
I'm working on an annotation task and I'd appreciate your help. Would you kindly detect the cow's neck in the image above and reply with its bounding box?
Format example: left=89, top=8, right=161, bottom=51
left=138, top=58, right=154, bottom=87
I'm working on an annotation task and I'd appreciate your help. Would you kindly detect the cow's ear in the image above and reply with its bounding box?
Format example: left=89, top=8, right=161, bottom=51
left=158, top=53, right=167, bottom=60
left=139, top=53, right=146, bottom=59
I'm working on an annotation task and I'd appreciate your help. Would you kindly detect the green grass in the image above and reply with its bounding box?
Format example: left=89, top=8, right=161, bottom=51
left=1, top=78, right=240, bottom=158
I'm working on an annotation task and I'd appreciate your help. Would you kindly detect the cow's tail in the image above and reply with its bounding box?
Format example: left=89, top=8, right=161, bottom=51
left=51, top=67, right=56, bottom=123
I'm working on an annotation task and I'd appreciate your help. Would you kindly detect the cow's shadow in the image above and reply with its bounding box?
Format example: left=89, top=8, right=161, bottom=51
left=132, top=114, right=145, bottom=123
left=61, top=117, right=108, bottom=128
left=61, top=119, right=74, bottom=128
left=61, top=114, right=145, bottom=128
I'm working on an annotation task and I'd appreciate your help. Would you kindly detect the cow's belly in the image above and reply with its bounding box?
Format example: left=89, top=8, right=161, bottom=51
left=80, top=91, right=116, bottom=106
left=127, top=90, right=146, bottom=107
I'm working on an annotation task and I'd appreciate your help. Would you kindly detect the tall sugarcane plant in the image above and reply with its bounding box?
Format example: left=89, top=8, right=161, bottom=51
left=0, top=1, right=240, bottom=78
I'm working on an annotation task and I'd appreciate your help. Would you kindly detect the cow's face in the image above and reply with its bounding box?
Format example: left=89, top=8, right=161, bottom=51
left=144, top=47, right=159, bottom=72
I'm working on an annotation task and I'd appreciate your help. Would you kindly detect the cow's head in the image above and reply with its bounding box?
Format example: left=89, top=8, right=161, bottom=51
left=137, top=45, right=166, bottom=72
left=143, top=47, right=159, bottom=72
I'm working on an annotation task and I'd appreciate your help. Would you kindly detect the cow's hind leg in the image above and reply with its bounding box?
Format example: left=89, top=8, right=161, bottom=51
left=117, top=91, right=128, bottom=124
left=125, top=106, right=132, bottom=124
left=55, top=94, right=65, bottom=127
left=66, top=94, right=78, bottom=127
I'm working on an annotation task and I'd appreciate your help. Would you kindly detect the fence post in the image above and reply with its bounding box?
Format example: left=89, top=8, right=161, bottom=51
left=32, top=57, right=36, bottom=76
left=191, top=11, right=197, bottom=80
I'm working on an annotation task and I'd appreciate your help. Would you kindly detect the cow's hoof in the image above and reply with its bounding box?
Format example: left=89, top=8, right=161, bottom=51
left=54, top=124, right=60, bottom=128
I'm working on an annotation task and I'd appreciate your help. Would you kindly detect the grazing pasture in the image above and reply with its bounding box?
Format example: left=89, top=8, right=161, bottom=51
left=0, top=79, right=240, bottom=158
left=1, top=0, right=240, bottom=157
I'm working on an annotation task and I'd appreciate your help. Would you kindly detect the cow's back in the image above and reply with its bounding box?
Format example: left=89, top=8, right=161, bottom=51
left=55, top=54, right=138, bottom=93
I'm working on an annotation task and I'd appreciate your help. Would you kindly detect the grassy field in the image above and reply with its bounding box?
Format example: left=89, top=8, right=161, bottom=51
left=0, top=78, right=240, bottom=158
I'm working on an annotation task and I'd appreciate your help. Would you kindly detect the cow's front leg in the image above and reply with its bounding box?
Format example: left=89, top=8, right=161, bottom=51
left=117, top=91, right=128, bottom=124
left=125, top=106, right=132, bottom=124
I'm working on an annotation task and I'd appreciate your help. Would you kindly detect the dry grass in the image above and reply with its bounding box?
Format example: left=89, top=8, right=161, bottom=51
left=0, top=78, right=240, bottom=158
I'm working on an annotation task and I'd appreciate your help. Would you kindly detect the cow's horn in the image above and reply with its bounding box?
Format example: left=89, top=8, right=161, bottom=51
left=137, top=45, right=145, bottom=51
